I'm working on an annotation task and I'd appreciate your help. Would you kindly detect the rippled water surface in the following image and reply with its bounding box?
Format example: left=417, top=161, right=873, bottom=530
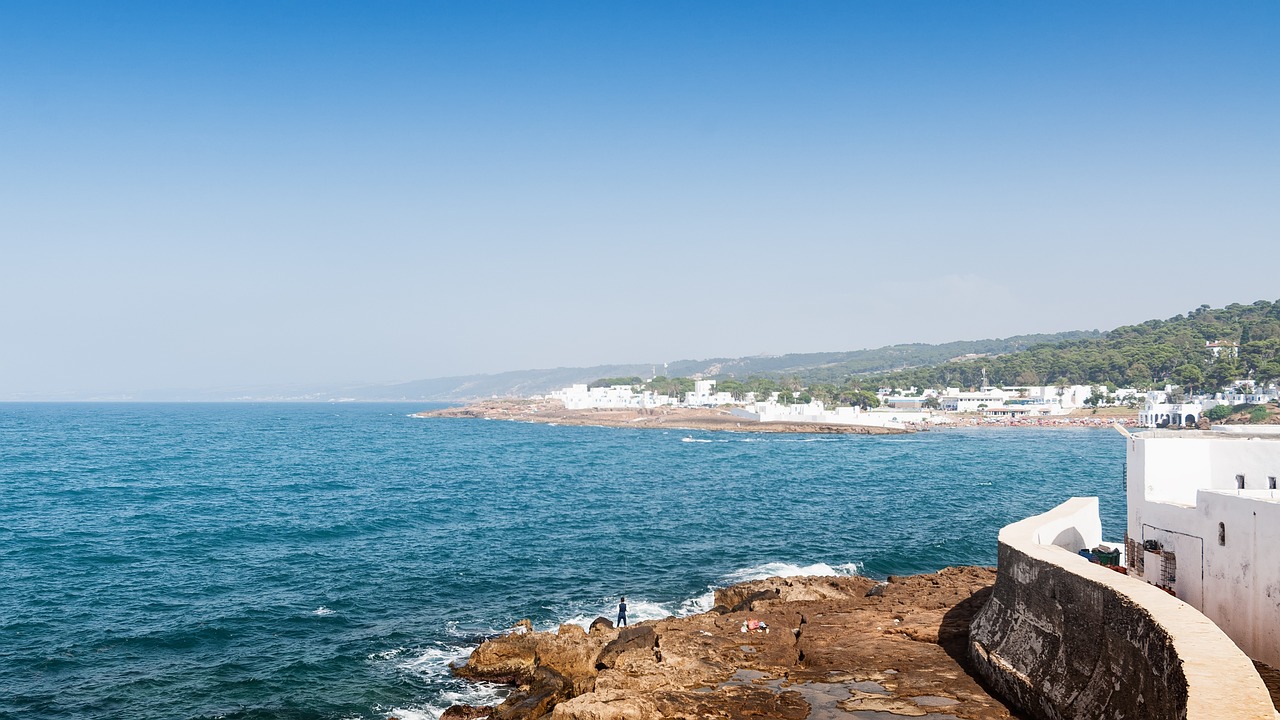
left=0, top=403, right=1126, bottom=719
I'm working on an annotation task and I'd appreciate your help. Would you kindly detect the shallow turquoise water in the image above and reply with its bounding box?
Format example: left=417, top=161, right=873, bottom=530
left=0, top=403, right=1126, bottom=719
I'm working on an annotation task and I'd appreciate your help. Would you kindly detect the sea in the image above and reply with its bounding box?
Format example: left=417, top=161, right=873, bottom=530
left=0, top=403, right=1127, bottom=720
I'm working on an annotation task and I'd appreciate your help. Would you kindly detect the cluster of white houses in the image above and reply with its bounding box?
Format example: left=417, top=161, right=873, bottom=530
left=548, top=341, right=1280, bottom=429
left=548, top=379, right=1146, bottom=425
left=548, top=380, right=730, bottom=411
left=1137, top=384, right=1280, bottom=428
left=547, top=377, right=1278, bottom=430
left=1119, top=424, right=1280, bottom=668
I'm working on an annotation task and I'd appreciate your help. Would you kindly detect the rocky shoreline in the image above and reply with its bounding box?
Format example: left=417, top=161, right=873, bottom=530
left=442, top=568, right=1016, bottom=720
left=414, top=400, right=1139, bottom=435
left=413, top=400, right=910, bottom=435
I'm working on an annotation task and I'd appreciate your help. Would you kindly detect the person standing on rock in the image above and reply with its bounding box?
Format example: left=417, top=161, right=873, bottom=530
left=617, top=596, right=627, bottom=627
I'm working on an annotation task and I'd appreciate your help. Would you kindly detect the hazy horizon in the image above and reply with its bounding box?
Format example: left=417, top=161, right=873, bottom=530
left=4, top=3, right=1278, bottom=398
left=2, top=325, right=1099, bottom=400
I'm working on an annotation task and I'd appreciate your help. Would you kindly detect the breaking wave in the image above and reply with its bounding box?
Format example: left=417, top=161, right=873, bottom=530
left=372, top=644, right=508, bottom=720
left=723, top=561, right=863, bottom=584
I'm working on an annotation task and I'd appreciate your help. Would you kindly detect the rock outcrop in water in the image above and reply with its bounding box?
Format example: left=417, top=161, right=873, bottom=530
left=449, top=567, right=1015, bottom=719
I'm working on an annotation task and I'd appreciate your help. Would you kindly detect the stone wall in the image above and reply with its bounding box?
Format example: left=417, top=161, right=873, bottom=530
left=969, top=497, right=1277, bottom=720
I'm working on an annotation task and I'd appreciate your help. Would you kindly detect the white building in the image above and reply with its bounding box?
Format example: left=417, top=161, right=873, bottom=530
left=917, top=384, right=1129, bottom=415
left=883, top=396, right=929, bottom=410
left=1138, top=390, right=1204, bottom=428
left=939, top=387, right=1011, bottom=412
left=549, top=384, right=672, bottom=410
left=980, top=403, right=1056, bottom=419
left=1216, top=386, right=1277, bottom=406
left=683, top=379, right=736, bottom=407
left=1206, top=340, right=1240, bottom=359
left=729, top=398, right=926, bottom=429
left=1020, top=384, right=1126, bottom=411
left=1122, top=425, right=1280, bottom=667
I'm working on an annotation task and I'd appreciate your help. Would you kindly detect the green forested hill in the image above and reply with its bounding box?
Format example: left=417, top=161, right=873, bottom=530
left=658, top=331, right=1099, bottom=380
left=468, top=301, right=1279, bottom=402
left=861, top=301, right=1280, bottom=392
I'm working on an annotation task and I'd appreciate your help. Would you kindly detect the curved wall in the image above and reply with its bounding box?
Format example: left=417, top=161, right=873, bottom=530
left=969, top=497, right=1277, bottom=720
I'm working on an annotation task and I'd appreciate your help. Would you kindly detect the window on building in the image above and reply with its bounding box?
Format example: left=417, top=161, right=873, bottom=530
left=1236, top=474, right=1246, bottom=490
left=1270, top=476, right=1277, bottom=490
left=1219, top=522, right=1226, bottom=546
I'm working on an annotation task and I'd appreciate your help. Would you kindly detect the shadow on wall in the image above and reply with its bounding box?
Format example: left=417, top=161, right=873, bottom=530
left=937, top=587, right=1034, bottom=718
left=938, top=586, right=993, bottom=662
left=1050, top=526, right=1085, bottom=552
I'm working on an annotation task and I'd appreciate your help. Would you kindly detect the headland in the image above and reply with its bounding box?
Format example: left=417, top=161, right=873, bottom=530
left=414, top=399, right=1137, bottom=434
left=414, top=399, right=911, bottom=435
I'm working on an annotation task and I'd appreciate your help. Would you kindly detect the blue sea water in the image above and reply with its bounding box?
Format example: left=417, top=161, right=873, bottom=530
left=0, top=403, right=1127, bottom=720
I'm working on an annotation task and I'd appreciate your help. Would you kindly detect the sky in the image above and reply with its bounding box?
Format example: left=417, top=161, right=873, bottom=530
left=2, top=1, right=1278, bottom=397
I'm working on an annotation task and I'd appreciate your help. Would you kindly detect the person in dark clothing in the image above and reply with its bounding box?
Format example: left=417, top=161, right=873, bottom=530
left=617, top=596, right=627, bottom=627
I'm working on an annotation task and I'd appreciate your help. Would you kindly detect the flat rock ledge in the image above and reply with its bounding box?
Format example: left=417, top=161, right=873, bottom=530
left=415, top=400, right=910, bottom=435
left=448, top=567, right=1015, bottom=720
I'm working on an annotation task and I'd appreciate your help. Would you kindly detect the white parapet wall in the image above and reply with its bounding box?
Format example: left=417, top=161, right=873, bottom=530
left=969, top=496, right=1277, bottom=720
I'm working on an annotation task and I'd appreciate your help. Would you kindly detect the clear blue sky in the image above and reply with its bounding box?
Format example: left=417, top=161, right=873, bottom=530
left=2, top=2, right=1278, bottom=397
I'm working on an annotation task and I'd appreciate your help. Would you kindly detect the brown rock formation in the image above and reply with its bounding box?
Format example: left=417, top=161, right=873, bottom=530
left=442, top=706, right=498, bottom=720
left=450, top=567, right=1016, bottom=719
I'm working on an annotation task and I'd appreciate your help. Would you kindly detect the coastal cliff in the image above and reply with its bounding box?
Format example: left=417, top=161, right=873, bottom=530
left=445, top=568, right=1014, bottom=719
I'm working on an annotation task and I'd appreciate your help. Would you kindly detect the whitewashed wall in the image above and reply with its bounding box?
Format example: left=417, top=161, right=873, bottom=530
left=1127, top=431, right=1280, bottom=667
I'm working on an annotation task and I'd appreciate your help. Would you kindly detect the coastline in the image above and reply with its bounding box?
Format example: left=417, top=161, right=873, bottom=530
left=413, top=399, right=1138, bottom=433
left=414, top=399, right=910, bottom=434
left=444, top=568, right=1014, bottom=720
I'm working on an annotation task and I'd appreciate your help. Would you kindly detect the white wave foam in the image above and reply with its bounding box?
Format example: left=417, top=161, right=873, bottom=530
left=543, top=561, right=863, bottom=634
left=368, top=647, right=406, bottom=661
left=680, top=436, right=712, bottom=443
left=557, top=596, right=675, bottom=631
left=380, top=710, right=437, bottom=720
left=722, top=561, right=862, bottom=584
left=394, top=645, right=473, bottom=678
left=441, top=620, right=505, bottom=640
left=677, top=589, right=716, bottom=617
left=438, top=681, right=508, bottom=708
left=312, top=606, right=335, bottom=616
left=368, top=640, right=509, bottom=720
left=619, top=598, right=671, bottom=624
left=382, top=679, right=508, bottom=720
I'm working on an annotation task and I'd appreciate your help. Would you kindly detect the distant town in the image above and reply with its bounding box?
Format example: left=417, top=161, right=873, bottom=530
left=538, top=339, right=1279, bottom=431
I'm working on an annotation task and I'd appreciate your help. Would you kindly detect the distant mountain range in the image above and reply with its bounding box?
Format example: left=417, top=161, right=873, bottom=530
left=85, top=330, right=1094, bottom=402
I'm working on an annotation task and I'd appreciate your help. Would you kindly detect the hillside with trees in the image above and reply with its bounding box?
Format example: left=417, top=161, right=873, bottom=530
left=657, top=331, right=1099, bottom=380
left=598, top=301, right=1280, bottom=402
left=336, top=330, right=1097, bottom=400
left=861, top=300, right=1280, bottom=393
